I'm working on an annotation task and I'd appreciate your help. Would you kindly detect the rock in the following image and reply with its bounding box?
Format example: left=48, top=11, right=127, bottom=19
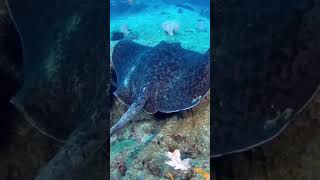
left=146, top=160, right=161, bottom=176
left=125, top=31, right=139, bottom=41
left=200, top=8, right=210, bottom=18
left=110, top=93, right=210, bottom=179
left=110, top=0, right=148, bottom=16
left=111, top=31, right=124, bottom=41
left=117, top=160, right=127, bottom=176
left=175, top=3, right=194, bottom=11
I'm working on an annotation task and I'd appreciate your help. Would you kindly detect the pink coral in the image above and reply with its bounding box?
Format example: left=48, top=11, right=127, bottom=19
left=161, top=20, right=180, bottom=36
left=165, top=149, right=191, bottom=170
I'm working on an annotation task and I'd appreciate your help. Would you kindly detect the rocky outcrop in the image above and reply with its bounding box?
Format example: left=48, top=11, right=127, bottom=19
left=110, top=95, right=210, bottom=179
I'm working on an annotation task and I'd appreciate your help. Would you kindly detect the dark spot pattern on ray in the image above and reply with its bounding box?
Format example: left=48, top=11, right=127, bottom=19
left=111, top=40, right=209, bottom=136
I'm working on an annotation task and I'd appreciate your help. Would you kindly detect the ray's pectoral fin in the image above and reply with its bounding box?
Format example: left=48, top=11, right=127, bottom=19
left=204, top=48, right=211, bottom=65
left=110, top=94, right=149, bottom=136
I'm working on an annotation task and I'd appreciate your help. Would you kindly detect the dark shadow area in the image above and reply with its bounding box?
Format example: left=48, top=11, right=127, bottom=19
left=212, top=0, right=320, bottom=179
left=212, top=0, right=320, bottom=156
left=0, top=0, right=109, bottom=179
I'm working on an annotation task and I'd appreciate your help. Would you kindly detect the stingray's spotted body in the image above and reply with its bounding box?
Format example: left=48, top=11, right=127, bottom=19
left=111, top=40, right=210, bottom=136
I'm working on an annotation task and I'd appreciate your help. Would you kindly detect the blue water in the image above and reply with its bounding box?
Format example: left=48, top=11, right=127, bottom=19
left=110, top=0, right=210, bottom=54
left=111, top=0, right=209, bottom=16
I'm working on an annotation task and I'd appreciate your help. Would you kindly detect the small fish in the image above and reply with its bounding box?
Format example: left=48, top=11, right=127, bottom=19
left=193, top=168, right=210, bottom=180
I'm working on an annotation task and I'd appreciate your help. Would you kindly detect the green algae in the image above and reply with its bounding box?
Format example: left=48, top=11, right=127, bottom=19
left=110, top=139, right=137, bottom=161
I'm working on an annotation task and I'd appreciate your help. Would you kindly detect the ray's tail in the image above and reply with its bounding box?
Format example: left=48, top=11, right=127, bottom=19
left=110, top=95, right=147, bottom=136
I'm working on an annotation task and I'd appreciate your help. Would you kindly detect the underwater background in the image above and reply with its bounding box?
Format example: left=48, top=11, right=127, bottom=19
left=110, top=0, right=210, bottom=54
left=213, top=0, right=320, bottom=179
left=110, top=0, right=210, bottom=179
left=0, top=0, right=107, bottom=179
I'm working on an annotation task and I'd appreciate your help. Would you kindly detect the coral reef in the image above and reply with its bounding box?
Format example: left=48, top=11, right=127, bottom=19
left=110, top=94, right=210, bottom=179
